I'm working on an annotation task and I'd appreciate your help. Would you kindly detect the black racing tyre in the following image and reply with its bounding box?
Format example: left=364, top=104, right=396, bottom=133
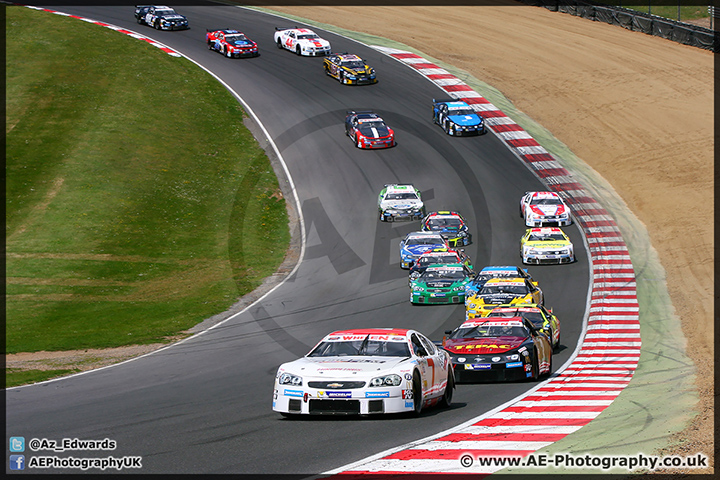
left=296, top=46, right=302, bottom=55
left=355, top=134, right=362, bottom=149
left=208, top=41, right=214, bottom=51
left=412, top=373, right=423, bottom=416
left=225, top=47, right=232, bottom=58
left=544, top=354, right=553, bottom=378
left=276, top=38, right=283, bottom=49
left=154, top=20, right=161, bottom=30
left=137, top=17, right=144, bottom=25
left=439, top=368, right=454, bottom=408
left=339, top=71, right=345, bottom=84
left=529, top=350, right=540, bottom=381
left=444, top=120, right=450, bottom=134
left=279, top=412, right=295, bottom=419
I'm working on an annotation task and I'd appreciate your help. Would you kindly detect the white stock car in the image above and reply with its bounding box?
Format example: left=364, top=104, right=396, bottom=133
left=520, top=191, right=572, bottom=227
left=272, top=328, right=454, bottom=416
left=274, top=27, right=331, bottom=56
left=378, top=184, right=425, bottom=222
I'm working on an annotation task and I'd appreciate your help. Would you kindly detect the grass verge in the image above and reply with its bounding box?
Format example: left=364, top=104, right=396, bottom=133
left=5, top=6, right=290, bottom=387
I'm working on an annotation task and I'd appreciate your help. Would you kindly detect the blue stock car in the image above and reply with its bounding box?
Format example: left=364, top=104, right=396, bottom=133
left=432, top=98, right=485, bottom=136
left=399, top=232, right=448, bottom=269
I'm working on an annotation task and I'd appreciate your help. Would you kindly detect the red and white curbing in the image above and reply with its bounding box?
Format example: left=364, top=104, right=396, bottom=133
left=322, top=47, right=642, bottom=476
left=22, top=5, right=182, bottom=57
left=16, top=7, right=641, bottom=472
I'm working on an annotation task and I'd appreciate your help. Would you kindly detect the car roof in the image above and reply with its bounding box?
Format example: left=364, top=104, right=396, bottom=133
left=324, top=328, right=411, bottom=341
left=446, top=101, right=471, bottom=109
left=337, top=54, right=362, bottom=61
left=480, top=266, right=521, bottom=273
left=490, top=305, right=542, bottom=313
left=530, top=191, right=560, bottom=198
left=459, top=316, right=526, bottom=328
left=528, top=227, right=565, bottom=234
left=484, top=277, right=526, bottom=285
left=386, top=184, right=416, bottom=193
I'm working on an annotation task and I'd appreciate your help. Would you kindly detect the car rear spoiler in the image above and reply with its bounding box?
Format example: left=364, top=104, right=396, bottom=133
left=347, top=110, right=375, bottom=115
left=275, top=26, right=299, bottom=31
left=432, top=98, right=457, bottom=104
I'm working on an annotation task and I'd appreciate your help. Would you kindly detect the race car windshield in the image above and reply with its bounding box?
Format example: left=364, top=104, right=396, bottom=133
left=480, top=284, right=529, bottom=295
left=531, top=197, right=562, bottom=205
left=156, top=9, right=175, bottom=15
left=418, top=255, right=457, bottom=266
left=419, top=269, right=466, bottom=281
left=407, top=237, right=444, bottom=245
left=489, top=310, right=544, bottom=325
left=360, top=120, right=386, bottom=128
left=298, top=33, right=320, bottom=39
left=428, top=218, right=462, bottom=228
left=341, top=60, right=365, bottom=68
left=529, top=233, right=566, bottom=241
left=307, top=340, right=411, bottom=357
left=226, top=34, right=248, bottom=42
left=449, top=108, right=475, bottom=116
left=450, top=325, right=528, bottom=339
left=386, top=193, right=419, bottom=200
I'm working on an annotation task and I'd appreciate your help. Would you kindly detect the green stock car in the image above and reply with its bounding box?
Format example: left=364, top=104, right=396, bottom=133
left=409, top=263, right=472, bottom=305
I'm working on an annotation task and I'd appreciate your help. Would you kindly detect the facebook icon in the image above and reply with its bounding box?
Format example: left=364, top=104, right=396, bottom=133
left=9, top=455, right=25, bottom=470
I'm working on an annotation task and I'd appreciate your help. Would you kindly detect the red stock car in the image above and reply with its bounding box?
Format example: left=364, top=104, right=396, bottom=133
left=206, top=29, right=259, bottom=58
left=345, top=110, right=395, bottom=149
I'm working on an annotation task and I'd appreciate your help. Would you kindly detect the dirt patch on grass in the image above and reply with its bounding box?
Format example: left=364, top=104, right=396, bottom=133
left=6, top=338, right=187, bottom=372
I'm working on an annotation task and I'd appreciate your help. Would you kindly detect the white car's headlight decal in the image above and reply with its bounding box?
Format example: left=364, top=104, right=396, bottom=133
left=278, top=373, right=303, bottom=386
left=369, top=374, right=402, bottom=387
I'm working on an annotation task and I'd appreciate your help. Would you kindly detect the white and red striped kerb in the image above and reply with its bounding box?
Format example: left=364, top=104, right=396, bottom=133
left=21, top=4, right=182, bottom=57
left=321, top=47, right=641, bottom=476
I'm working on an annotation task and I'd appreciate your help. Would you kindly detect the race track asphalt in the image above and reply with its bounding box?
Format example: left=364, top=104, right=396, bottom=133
left=6, top=4, right=590, bottom=474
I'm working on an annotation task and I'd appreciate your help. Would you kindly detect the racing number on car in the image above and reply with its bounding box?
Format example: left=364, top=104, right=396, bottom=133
left=285, top=37, right=293, bottom=48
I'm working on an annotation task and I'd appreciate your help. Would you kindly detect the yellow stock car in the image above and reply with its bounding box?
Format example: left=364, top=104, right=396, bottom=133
left=465, top=277, right=544, bottom=319
left=323, top=53, right=377, bottom=85
left=487, top=303, right=561, bottom=351
left=520, top=227, right=575, bottom=265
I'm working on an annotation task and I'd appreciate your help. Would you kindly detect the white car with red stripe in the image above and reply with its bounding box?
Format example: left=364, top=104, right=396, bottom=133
left=272, top=328, right=454, bottom=416
left=274, top=26, right=331, bottom=56
left=520, top=191, right=572, bottom=227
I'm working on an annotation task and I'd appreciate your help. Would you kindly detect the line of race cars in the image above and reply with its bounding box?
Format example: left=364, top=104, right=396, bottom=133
left=275, top=184, right=575, bottom=416
left=134, top=7, right=486, bottom=149
left=131, top=6, right=578, bottom=417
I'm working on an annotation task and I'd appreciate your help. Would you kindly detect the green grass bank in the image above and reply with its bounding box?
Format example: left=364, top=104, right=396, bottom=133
left=5, top=6, right=290, bottom=386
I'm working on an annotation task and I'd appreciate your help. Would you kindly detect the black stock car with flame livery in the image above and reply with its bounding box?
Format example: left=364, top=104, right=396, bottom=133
left=324, top=53, right=377, bottom=85
left=440, top=317, right=552, bottom=383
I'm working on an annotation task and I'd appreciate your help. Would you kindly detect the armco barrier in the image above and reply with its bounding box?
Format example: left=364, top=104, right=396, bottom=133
left=521, top=0, right=719, bottom=52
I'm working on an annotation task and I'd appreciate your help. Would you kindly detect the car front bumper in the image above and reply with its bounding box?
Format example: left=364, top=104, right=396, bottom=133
left=273, top=385, right=415, bottom=415
left=522, top=252, right=574, bottom=265
left=452, top=360, right=531, bottom=383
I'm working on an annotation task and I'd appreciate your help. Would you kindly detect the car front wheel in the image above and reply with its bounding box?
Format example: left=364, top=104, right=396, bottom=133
left=439, top=368, right=454, bottom=408
left=412, top=373, right=423, bottom=416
